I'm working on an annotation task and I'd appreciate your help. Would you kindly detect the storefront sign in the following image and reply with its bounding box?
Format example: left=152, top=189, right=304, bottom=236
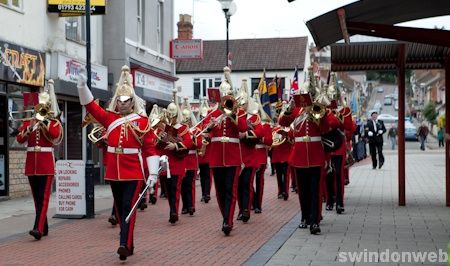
left=55, top=160, right=86, bottom=217
left=135, top=71, right=173, bottom=94
left=0, top=41, right=46, bottom=87
left=170, top=39, right=203, bottom=59
left=58, top=53, right=108, bottom=90
left=47, top=0, right=106, bottom=15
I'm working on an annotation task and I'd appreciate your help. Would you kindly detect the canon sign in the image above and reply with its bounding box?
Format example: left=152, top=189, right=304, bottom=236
left=170, top=39, right=203, bottom=60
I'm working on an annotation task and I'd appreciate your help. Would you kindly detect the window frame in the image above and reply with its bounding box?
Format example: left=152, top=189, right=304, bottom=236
left=65, top=16, right=86, bottom=44
left=0, top=0, right=23, bottom=12
left=193, top=77, right=221, bottom=100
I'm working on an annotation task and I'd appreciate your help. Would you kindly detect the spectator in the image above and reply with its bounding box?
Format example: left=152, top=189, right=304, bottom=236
left=387, top=125, right=397, bottom=150
left=437, top=127, right=444, bottom=148
left=417, top=122, right=429, bottom=151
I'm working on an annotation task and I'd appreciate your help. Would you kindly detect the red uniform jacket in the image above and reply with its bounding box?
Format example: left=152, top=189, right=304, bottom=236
left=271, top=126, right=292, bottom=163
left=17, top=119, right=63, bottom=176
left=207, top=108, right=248, bottom=167
left=331, top=107, right=356, bottom=156
left=279, top=107, right=340, bottom=168
left=85, top=101, right=157, bottom=181
left=184, top=127, right=202, bottom=171
left=155, top=123, right=193, bottom=177
left=254, top=122, right=273, bottom=166
left=241, top=113, right=265, bottom=168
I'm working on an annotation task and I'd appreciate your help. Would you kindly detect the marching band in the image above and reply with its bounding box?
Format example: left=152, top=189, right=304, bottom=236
left=15, top=64, right=357, bottom=260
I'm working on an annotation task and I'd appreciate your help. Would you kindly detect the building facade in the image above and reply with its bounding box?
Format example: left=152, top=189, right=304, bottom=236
left=0, top=0, right=175, bottom=199
left=103, top=0, right=176, bottom=109
left=176, top=36, right=310, bottom=111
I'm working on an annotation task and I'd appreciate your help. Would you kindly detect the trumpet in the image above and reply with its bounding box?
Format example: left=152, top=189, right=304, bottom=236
left=309, top=102, right=326, bottom=121
left=220, top=95, right=238, bottom=116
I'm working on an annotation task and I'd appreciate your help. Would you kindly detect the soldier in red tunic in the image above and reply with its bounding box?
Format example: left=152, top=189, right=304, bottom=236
left=197, top=99, right=212, bottom=203
left=279, top=91, right=340, bottom=235
left=206, top=67, right=248, bottom=235
left=156, top=91, right=193, bottom=224
left=77, top=66, right=160, bottom=260
left=17, top=80, right=63, bottom=241
left=325, top=76, right=356, bottom=214
left=236, top=81, right=265, bottom=223
left=180, top=97, right=202, bottom=216
left=271, top=110, right=293, bottom=201
left=252, top=89, right=273, bottom=213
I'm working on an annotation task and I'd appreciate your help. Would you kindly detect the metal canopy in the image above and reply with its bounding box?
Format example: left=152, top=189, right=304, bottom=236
left=331, top=42, right=450, bottom=71
left=306, top=0, right=450, bottom=49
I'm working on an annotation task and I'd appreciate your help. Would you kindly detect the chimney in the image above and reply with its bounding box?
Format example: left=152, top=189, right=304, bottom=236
left=177, top=14, right=193, bottom=39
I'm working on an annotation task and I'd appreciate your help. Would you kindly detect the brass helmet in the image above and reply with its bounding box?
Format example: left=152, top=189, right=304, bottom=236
left=166, top=89, right=179, bottom=119
left=301, top=65, right=320, bottom=98
left=327, top=72, right=338, bottom=100
left=181, top=97, right=197, bottom=126
left=219, top=66, right=233, bottom=97
left=236, top=79, right=249, bottom=107
left=149, top=104, right=161, bottom=127
left=198, top=98, right=210, bottom=119
left=246, top=89, right=260, bottom=115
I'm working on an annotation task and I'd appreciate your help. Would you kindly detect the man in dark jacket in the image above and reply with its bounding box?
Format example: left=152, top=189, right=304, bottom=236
left=364, top=111, right=386, bottom=169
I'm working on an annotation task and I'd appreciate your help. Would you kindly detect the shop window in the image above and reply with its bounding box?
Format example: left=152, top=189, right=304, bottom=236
left=193, top=78, right=221, bottom=100
left=65, top=17, right=86, bottom=43
left=66, top=101, right=82, bottom=160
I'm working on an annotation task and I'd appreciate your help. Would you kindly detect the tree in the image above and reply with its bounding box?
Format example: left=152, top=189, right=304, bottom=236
left=423, top=101, right=438, bottom=125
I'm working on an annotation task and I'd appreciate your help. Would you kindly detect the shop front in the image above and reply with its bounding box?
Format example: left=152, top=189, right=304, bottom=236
left=0, top=40, right=45, bottom=198
left=130, top=61, right=177, bottom=111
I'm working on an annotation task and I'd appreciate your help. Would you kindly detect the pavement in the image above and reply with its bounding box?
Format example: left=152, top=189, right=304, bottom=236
left=0, top=149, right=449, bottom=265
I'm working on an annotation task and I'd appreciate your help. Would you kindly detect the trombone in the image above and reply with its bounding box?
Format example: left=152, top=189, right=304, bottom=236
left=9, top=103, right=52, bottom=121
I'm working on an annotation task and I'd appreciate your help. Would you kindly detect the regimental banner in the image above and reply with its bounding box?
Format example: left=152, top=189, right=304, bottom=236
left=0, top=41, right=46, bottom=87
left=170, top=39, right=203, bottom=60
left=57, top=53, right=108, bottom=90
left=55, top=160, right=86, bottom=217
left=47, top=0, right=106, bottom=16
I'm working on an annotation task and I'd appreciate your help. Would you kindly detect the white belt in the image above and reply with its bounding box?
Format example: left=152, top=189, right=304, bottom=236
left=294, top=136, right=322, bottom=142
left=107, top=146, right=140, bottom=154
left=27, top=146, right=53, bottom=152
left=255, top=144, right=266, bottom=149
left=211, top=137, right=240, bottom=143
left=188, top=150, right=197, bottom=155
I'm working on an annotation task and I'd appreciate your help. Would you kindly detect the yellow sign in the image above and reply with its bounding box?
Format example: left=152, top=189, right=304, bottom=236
left=48, top=0, right=105, bottom=5
left=47, top=0, right=106, bottom=15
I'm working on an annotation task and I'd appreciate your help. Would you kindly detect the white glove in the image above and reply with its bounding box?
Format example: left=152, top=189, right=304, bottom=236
left=147, top=174, right=157, bottom=194
left=378, top=130, right=383, bottom=135
left=76, top=68, right=93, bottom=105
left=368, top=131, right=374, bottom=137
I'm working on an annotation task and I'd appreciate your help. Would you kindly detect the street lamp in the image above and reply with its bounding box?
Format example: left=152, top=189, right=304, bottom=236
left=217, top=0, right=236, bottom=67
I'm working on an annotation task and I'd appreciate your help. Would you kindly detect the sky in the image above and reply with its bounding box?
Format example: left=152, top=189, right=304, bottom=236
left=174, top=0, right=450, bottom=44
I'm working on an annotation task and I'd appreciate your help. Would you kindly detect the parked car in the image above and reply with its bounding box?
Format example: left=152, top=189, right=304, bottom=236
left=384, top=97, right=393, bottom=105
left=378, top=114, right=398, bottom=123
left=374, top=101, right=382, bottom=111
left=377, top=87, right=384, bottom=93
left=405, top=125, right=418, bottom=141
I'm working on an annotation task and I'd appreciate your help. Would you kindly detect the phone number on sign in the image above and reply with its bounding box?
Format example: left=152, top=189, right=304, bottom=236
left=57, top=5, right=96, bottom=11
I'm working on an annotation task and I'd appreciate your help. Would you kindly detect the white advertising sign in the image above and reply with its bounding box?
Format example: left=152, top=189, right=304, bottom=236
left=135, top=71, right=173, bottom=94
left=58, top=53, right=108, bottom=90
left=171, top=39, right=203, bottom=59
left=55, top=160, right=86, bottom=216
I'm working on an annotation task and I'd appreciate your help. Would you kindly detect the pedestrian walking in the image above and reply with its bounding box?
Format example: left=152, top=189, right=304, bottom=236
left=388, top=125, right=397, bottom=150
left=437, top=127, right=444, bottom=148
left=364, top=111, right=386, bottom=169
left=417, top=122, right=429, bottom=151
